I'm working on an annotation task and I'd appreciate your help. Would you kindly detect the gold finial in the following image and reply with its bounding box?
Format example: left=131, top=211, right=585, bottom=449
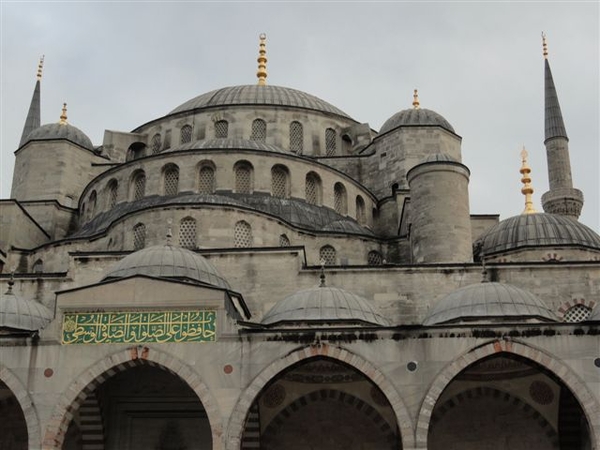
left=520, top=146, right=537, bottom=214
left=36, top=55, right=45, bottom=80
left=412, top=89, right=420, bottom=109
left=542, top=32, right=548, bottom=59
left=256, top=33, right=268, bottom=86
left=59, top=103, right=68, bottom=125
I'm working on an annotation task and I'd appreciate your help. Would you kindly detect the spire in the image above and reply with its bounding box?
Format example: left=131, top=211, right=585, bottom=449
left=18, top=56, right=44, bottom=147
left=412, top=89, right=420, bottom=109
left=520, top=146, right=537, bottom=214
left=543, top=33, right=567, bottom=141
left=256, top=33, right=267, bottom=86
left=59, top=103, right=68, bottom=125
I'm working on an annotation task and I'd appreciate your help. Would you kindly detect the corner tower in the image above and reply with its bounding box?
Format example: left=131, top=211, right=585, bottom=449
left=540, top=34, right=584, bottom=218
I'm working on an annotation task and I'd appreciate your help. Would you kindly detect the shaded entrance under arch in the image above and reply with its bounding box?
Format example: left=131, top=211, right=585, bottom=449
left=0, top=379, right=28, bottom=450
left=240, top=356, right=401, bottom=450
left=62, top=364, right=212, bottom=450
left=428, top=353, right=591, bottom=450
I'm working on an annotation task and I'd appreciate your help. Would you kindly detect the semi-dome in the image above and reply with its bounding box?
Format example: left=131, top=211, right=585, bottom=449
left=169, top=85, right=352, bottom=119
left=173, top=138, right=288, bottom=154
left=380, top=108, right=455, bottom=135
left=25, top=122, right=93, bottom=150
left=423, top=282, right=557, bottom=326
left=423, top=152, right=457, bottom=163
left=476, top=213, right=600, bottom=256
left=103, top=244, right=230, bottom=289
left=261, top=286, right=389, bottom=326
left=0, top=282, right=53, bottom=331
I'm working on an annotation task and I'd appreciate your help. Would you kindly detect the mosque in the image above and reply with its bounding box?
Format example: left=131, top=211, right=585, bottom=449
left=0, top=34, right=599, bottom=450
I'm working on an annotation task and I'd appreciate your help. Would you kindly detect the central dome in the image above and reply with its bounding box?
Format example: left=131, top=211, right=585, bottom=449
left=103, top=245, right=230, bottom=289
left=169, top=85, right=352, bottom=118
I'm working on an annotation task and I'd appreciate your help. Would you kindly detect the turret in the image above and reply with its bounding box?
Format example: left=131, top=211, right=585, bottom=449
left=540, top=33, right=584, bottom=218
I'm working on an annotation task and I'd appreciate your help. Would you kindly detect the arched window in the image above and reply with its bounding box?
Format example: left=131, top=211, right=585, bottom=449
left=305, top=172, right=322, bottom=206
left=107, top=180, right=118, bottom=209
left=325, top=128, right=337, bottom=156
left=131, top=171, right=146, bottom=201
left=319, top=245, right=336, bottom=265
left=127, top=142, right=146, bottom=161
left=150, top=133, right=162, bottom=154
left=32, top=259, right=43, bottom=273
left=289, top=121, right=303, bottom=153
left=279, top=234, right=290, bottom=247
left=271, top=165, right=290, bottom=198
left=251, top=119, right=267, bottom=141
left=234, top=221, right=253, bottom=248
left=89, top=190, right=97, bottom=218
left=179, top=217, right=197, bottom=249
left=133, top=223, right=146, bottom=250
left=367, top=250, right=383, bottom=266
left=180, top=125, right=193, bottom=144
left=334, top=182, right=347, bottom=215
left=342, top=134, right=352, bottom=154
left=163, top=165, right=179, bottom=196
left=356, top=195, right=366, bottom=224
left=235, top=162, right=253, bottom=194
left=214, top=120, right=229, bottom=138
left=198, top=165, right=215, bottom=194
left=563, top=304, right=592, bottom=323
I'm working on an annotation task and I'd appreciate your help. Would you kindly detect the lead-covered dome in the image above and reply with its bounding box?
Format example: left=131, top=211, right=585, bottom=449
left=261, top=286, right=389, bottom=326
left=25, top=122, right=93, bottom=150
left=380, top=108, right=455, bottom=135
left=424, top=282, right=557, bottom=326
left=0, top=283, right=53, bottom=331
left=169, top=85, right=352, bottom=119
left=103, top=245, right=230, bottom=289
left=475, top=213, right=600, bottom=256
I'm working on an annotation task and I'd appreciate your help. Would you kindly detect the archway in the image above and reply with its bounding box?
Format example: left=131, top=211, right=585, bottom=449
left=0, top=379, right=29, bottom=449
left=420, top=340, right=596, bottom=450
left=239, top=355, right=402, bottom=450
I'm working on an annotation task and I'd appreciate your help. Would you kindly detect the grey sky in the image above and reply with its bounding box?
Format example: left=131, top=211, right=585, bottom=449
left=1, top=2, right=598, bottom=231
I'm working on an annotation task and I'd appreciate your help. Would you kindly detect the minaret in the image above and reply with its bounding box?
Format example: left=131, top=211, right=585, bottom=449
left=19, top=56, right=44, bottom=147
left=256, top=33, right=267, bottom=85
left=520, top=146, right=537, bottom=214
left=540, top=33, right=583, bottom=218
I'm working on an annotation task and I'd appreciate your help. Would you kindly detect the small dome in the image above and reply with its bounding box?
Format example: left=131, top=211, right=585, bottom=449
left=380, top=108, right=455, bottom=135
left=423, top=282, right=557, bottom=326
left=103, top=245, right=230, bottom=289
left=0, top=284, right=53, bottom=331
left=261, top=286, right=389, bottom=326
left=169, top=85, right=351, bottom=119
left=476, top=213, right=600, bottom=256
left=25, top=123, right=93, bottom=150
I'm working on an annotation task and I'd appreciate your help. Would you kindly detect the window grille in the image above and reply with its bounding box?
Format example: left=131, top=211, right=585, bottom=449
left=271, top=166, right=288, bottom=198
left=325, top=128, right=337, bottom=156
left=563, top=304, right=592, bottom=323
left=215, top=120, right=229, bottom=138
left=133, top=173, right=146, bottom=201
left=368, top=251, right=383, bottom=266
left=356, top=195, right=366, bottom=224
left=164, top=167, right=179, bottom=196
left=198, top=166, right=215, bottom=194
left=234, top=221, right=252, bottom=248
left=179, top=217, right=197, bottom=249
left=163, top=130, right=171, bottom=150
left=133, top=223, right=146, bottom=250
left=289, top=121, right=303, bottom=153
left=334, top=183, right=347, bottom=215
left=180, top=125, right=193, bottom=144
left=320, top=245, right=336, bottom=265
left=251, top=119, right=267, bottom=141
left=235, top=165, right=252, bottom=194
left=305, top=173, right=320, bottom=205
left=108, top=182, right=118, bottom=208
left=279, top=234, right=290, bottom=247
left=151, top=134, right=162, bottom=154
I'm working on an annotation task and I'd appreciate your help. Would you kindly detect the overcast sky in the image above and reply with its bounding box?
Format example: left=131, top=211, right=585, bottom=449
left=1, top=2, right=598, bottom=232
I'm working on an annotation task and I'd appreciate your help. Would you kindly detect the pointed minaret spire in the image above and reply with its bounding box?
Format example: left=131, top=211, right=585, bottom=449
left=520, top=146, right=537, bottom=215
left=18, top=56, right=44, bottom=147
left=412, top=89, right=420, bottom=109
left=256, top=33, right=267, bottom=86
left=540, top=33, right=583, bottom=219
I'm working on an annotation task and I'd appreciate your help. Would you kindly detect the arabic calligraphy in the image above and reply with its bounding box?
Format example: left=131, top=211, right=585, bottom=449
left=62, top=311, right=216, bottom=344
